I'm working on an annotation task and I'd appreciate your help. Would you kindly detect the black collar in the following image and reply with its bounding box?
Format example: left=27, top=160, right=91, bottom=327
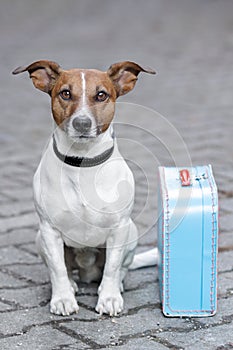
left=52, top=135, right=114, bottom=167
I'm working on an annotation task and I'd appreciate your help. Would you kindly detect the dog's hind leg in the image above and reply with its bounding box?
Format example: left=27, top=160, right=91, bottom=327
left=64, top=246, right=78, bottom=294
left=74, top=248, right=103, bottom=284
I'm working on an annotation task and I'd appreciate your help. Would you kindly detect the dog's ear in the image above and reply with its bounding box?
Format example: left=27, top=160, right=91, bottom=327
left=107, top=61, right=155, bottom=97
left=12, top=60, right=62, bottom=94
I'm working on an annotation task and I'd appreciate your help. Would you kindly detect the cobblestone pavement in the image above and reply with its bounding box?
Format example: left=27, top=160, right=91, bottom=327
left=1, top=0, right=233, bottom=349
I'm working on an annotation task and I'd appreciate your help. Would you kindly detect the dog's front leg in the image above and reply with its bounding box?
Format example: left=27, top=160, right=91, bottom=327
left=36, top=221, right=79, bottom=316
left=95, top=224, right=132, bottom=316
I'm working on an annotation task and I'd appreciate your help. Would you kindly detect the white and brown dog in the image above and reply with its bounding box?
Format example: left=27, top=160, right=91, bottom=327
left=13, top=60, right=157, bottom=316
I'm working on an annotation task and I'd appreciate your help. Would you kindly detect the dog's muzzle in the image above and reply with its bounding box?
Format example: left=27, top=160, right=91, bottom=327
left=72, top=116, right=92, bottom=134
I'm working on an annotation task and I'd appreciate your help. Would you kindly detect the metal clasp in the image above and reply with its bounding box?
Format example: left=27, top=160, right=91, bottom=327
left=179, top=169, right=192, bottom=186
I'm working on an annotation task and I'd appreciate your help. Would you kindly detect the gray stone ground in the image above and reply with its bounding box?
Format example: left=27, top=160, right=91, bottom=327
left=1, top=0, right=233, bottom=349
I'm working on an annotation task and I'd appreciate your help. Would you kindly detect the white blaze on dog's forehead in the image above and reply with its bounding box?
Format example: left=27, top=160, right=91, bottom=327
left=78, top=71, right=91, bottom=115
left=67, top=70, right=97, bottom=137
left=79, top=71, right=92, bottom=117
left=81, top=71, right=86, bottom=106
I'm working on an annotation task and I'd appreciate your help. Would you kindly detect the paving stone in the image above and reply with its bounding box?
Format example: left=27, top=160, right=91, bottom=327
left=218, top=272, right=233, bottom=298
left=77, top=281, right=160, bottom=317
left=124, top=266, right=158, bottom=291
left=219, top=231, right=233, bottom=252
left=0, top=246, right=40, bottom=265
left=61, top=308, right=194, bottom=347
left=102, top=337, right=169, bottom=350
left=6, top=263, right=49, bottom=285
left=0, top=305, right=98, bottom=336
left=220, top=198, right=233, bottom=216
left=218, top=251, right=233, bottom=273
left=0, top=201, right=34, bottom=219
left=137, top=226, right=157, bottom=246
left=123, top=283, right=159, bottom=313
left=0, top=284, right=51, bottom=309
left=156, top=322, right=233, bottom=350
left=0, top=301, right=13, bottom=311
left=0, top=212, right=37, bottom=234
left=220, top=213, right=233, bottom=235
left=192, top=296, right=233, bottom=328
left=0, top=325, right=84, bottom=350
left=0, top=187, right=34, bottom=202
left=0, top=270, right=27, bottom=288
left=0, top=228, right=37, bottom=247
left=18, top=242, right=41, bottom=257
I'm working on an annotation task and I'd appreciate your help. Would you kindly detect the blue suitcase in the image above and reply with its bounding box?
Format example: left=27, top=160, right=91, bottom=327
left=158, top=165, right=218, bottom=317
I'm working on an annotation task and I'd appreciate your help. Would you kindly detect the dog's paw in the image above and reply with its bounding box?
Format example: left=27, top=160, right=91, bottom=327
left=95, top=291, right=123, bottom=316
left=50, top=293, right=79, bottom=316
left=69, top=279, right=78, bottom=294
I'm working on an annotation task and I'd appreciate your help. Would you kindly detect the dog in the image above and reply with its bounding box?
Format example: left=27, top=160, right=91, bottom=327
left=13, top=60, right=157, bottom=316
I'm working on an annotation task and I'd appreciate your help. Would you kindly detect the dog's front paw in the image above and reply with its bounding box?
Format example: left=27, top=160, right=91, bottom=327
left=50, top=293, right=79, bottom=316
left=95, top=290, right=123, bottom=316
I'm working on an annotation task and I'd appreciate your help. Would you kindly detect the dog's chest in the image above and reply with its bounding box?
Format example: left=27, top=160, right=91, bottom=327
left=34, top=150, right=134, bottom=247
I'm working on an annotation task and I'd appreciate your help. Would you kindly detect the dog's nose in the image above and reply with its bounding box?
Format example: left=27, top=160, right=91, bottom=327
left=72, top=116, right=92, bottom=133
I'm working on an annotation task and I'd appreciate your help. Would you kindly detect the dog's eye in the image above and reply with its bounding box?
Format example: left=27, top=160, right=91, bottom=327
left=60, top=89, right=72, bottom=100
left=96, top=91, right=109, bottom=102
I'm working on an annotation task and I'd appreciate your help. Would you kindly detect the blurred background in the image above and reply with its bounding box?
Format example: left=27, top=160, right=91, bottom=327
left=1, top=0, right=233, bottom=239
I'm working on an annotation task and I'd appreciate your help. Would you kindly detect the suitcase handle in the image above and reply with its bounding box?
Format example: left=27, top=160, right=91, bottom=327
left=180, top=169, right=191, bottom=186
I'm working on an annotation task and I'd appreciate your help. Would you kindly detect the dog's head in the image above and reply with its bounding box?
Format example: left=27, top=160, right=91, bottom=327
left=13, top=60, right=155, bottom=141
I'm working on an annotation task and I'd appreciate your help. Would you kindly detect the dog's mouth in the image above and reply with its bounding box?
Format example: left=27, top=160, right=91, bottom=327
left=78, top=126, right=102, bottom=138
left=69, top=128, right=103, bottom=143
left=79, top=134, right=96, bottom=140
left=62, top=120, right=101, bottom=140
left=61, top=119, right=112, bottom=143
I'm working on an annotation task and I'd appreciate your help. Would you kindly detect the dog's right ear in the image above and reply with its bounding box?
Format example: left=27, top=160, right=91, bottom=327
left=107, top=61, right=156, bottom=97
left=12, top=60, right=62, bottom=94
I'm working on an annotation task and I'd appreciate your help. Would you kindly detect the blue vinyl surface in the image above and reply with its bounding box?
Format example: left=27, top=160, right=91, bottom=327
left=158, top=165, right=218, bottom=317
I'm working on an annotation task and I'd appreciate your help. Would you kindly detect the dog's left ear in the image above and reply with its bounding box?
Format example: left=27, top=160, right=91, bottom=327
left=12, top=60, right=62, bottom=95
left=107, top=61, right=156, bottom=97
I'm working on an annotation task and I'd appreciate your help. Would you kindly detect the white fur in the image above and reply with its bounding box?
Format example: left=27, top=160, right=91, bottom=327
left=81, top=71, right=86, bottom=106
left=129, top=248, right=158, bottom=270
left=34, top=125, right=138, bottom=316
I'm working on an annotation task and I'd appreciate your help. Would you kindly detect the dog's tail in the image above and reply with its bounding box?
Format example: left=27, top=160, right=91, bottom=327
left=128, top=248, right=158, bottom=270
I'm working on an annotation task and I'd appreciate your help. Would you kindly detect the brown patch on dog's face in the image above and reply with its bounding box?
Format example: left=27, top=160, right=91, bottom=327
left=51, top=70, right=82, bottom=127
left=51, top=69, right=117, bottom=135
left=84, top=70, right=117, bottom=132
